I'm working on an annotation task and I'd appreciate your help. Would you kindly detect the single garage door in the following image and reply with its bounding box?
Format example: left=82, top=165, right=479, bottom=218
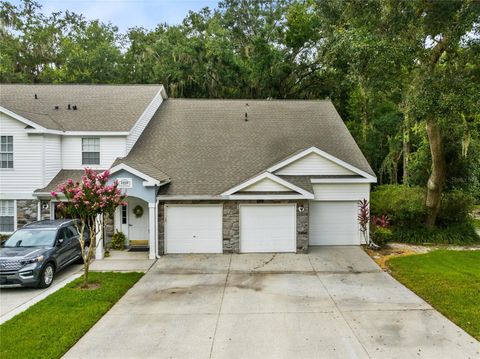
left=240, top=204, right=296, bottom=253
left=165, top=205, right=223, bottom=253
left=309, top=201, right=360, bottom=245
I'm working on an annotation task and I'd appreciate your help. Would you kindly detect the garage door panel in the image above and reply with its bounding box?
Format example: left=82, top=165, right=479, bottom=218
left=240, top=205, right=296, bottom=253
left=309, top=201, right=359, bottom=245
left=165, top=205, right=223, bottom=253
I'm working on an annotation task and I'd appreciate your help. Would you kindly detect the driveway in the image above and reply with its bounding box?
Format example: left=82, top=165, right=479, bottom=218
left=64, top=247, right=479, bottom=359
left=0, top=264, right=82, bottom=324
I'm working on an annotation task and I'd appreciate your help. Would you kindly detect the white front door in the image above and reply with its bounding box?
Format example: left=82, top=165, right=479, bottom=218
left=240, top=204, right=296, bottom=253
left=309, top=201, right=360, bottom=245
left=165, top=204, right=223, bottom=253
left=127, top=197, right=149, bottom=245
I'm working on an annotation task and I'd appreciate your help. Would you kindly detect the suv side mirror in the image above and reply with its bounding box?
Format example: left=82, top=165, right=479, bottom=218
left=57, top=238, right=64, bottom=246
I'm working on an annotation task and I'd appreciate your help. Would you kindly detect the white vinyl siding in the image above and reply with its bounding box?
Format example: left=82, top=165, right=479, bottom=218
left=241, top=177, right=291, bottom=192
left=0, top=113, right=43, bottom=198
left=44, top=135, right=61, bottom=185
left=309, top=201, right=360, bottom=245
left=0, top=135, right=14, bottom=168
left=275, top=152, right=355, bottom=176
left=240, top=204, right=296, bottom=253
left=312, top=183, right=370, bottom=201
left=165, top=205, right=223, bottom=254
left=0, top=199, right=16, bottom=233
left=126, top=90, right=164, bottom=154
left=62, top=136, right=126, bottom=169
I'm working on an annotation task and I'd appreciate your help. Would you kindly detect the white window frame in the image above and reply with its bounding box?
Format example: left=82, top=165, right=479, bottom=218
left=82, top=138, right=100, bottom=165
left=0, top=199, right=17, bottom=234
left=0, top=135, right=14, bottom=169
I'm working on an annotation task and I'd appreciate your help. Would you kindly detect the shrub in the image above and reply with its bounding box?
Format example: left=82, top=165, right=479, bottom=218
left=371, top=227, right=393, bottom=247
left=438, top=190, right=475, bottom=225
left=371, top=185, right=475, bottom=228
left=110, top=231, right=126, bottom=250
left=390, top=223, right=479, bottom=245
left=370, top=185, right=426, bottom=226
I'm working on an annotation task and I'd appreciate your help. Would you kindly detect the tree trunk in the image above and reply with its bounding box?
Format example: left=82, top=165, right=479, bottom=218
left=83, top=261, right=89, bottom=287
left=402, top=117, right=410, bottom=185
left=425, top=119, right=446, bottom=227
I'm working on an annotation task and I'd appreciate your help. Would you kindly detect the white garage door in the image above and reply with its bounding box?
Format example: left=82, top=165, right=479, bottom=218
left=309, top=201, right=360, bottom=245
left=240, top=204, right=296, bottom=253
left=165, top=205, right=223, bottom=253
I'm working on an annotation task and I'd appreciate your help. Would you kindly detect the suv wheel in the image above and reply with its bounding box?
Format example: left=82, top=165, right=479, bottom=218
left=37, top=263, right=55, bottom=288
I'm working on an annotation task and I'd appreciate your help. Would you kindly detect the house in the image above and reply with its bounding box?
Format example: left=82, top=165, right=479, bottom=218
left=0, top=84, right=376, bottom=259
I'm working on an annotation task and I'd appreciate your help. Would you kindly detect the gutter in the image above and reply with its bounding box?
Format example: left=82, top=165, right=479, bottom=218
left=155, top=197, right=161, bottom=259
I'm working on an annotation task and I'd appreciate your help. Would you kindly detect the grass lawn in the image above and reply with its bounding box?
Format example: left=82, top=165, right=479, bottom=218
left=388, top=250, right=480, bottom=340
left=0, top=272, right=143, bottom=359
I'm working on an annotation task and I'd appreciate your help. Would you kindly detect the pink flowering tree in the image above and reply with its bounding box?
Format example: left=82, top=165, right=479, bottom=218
left=51, top=168, right=126, bottom=287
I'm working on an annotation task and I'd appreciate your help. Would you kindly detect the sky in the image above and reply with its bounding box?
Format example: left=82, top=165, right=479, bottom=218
left=10, top=0, right=219, bottom=32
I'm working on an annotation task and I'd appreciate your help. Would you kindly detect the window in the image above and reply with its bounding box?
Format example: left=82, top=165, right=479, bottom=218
left=82, top=138, right=100, bottom=165
left=0, top=136, right=13, bottom=168
left=0, top=200, right=15, bottom=233
left=121, top=205, right=127, bottom=224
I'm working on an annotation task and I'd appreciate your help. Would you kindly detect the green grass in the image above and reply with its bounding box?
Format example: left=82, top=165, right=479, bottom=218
left=388, top=250, right=480, bottom=340
left=0, top=272, right=143, bottom=359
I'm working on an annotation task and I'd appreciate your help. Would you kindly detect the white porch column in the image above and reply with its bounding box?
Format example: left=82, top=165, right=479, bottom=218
left=95, top=214, right=104, bottom=260
left=148, top=202, right=157, bottom=259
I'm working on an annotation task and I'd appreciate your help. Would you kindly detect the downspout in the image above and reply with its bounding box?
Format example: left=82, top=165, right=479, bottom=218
left=155, top=197, right=161, bottom=259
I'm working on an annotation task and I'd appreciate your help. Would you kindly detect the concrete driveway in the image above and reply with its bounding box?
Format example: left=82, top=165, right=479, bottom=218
left=64, top=247, right=479, bottom=359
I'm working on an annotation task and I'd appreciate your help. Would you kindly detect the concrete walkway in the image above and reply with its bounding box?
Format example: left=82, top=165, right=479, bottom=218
left=64, top=247, right=479, bottom=359
left=89, top=250, right=155, bottom=272
left=0, top=264, right=82, bottom=324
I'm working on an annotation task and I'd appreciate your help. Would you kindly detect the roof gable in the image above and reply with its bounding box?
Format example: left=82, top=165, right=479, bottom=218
left=274, top=151, right=355, bottom=176
left=222, top=172, right=314, bottom=198
left=269, top=147, right=376, bottom=182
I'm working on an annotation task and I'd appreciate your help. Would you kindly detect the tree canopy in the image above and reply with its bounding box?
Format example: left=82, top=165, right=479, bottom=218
left=1, top=0, right=479, bottom=226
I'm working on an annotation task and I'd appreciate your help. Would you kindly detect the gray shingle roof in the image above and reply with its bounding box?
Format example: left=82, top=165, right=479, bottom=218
left=113, top=159, right=171, bottom=183
left=0, top=84, right=162, bottom=131
left=35, top=170, right=87, bottom=193
left=119, top=99, right=375, bottom=196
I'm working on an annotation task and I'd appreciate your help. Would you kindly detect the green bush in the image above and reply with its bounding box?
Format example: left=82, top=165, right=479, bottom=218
left=110, top=231, right=126, bottom=250
left=438, top=190, right=475, bottom=225
left=370, top=185, right=426, bottom=226
left=390, top=223, right=479, bottom=245
left=371, top=185, right=475, bottom=228
left=371, top=227, right=393, bottom=247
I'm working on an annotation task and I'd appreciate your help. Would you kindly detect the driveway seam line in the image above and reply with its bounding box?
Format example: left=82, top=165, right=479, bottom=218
left=307, top=255, right=372, bottom=359
left=209, top=254, right=232, bottom=359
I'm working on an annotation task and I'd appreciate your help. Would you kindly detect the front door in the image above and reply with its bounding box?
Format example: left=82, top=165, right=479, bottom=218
left=127, top=198, right=149, bottom=246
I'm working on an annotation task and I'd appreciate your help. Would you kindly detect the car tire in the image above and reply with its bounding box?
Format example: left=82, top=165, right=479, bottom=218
left=37, top=263, right=55, bottom=288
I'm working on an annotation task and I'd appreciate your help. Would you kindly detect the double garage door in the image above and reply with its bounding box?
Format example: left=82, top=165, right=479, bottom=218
left=165, top=204, right=296, bottom=253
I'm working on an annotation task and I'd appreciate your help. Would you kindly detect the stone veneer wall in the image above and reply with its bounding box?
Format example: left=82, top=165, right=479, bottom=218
left=104, top=213, right=115, bottom=244
left=157, top=200, right=309, bottom=255
left=16, top=199, right=39, bottom=228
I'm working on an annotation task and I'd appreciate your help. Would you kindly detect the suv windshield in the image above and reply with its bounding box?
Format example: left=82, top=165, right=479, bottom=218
left=2, top=229, right=57, bottom=248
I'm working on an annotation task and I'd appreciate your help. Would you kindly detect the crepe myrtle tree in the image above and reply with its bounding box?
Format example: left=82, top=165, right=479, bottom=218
left=51, top=168, right=126, bottom=287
